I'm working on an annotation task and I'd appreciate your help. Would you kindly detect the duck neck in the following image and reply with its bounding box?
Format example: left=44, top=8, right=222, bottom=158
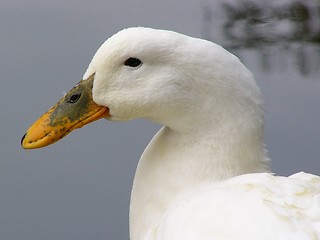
left=129, top=114, right=270, bottom=239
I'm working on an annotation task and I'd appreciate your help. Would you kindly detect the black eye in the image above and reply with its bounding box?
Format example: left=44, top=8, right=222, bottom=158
left=67, top=93, right=81, bottom=103
left=124, top=57, right=142, bottom=67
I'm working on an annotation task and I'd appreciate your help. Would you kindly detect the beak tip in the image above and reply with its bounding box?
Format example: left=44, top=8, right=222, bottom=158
left=21, top=133, right=27, bottom=148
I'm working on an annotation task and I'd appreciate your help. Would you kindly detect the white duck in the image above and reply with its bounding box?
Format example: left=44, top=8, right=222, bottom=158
left=22, top=27, right=320, bottom=240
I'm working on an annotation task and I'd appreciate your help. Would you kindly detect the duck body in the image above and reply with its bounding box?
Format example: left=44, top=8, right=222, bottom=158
left=21, top=27, right=320, bottom=240
left=147, top=172, right=320, bottom=240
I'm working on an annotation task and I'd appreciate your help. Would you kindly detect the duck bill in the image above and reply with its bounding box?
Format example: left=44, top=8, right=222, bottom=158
left=21, top=74, right=109, bottom=149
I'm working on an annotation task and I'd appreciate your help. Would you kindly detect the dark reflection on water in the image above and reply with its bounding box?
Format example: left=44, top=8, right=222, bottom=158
left=202, top=0, right=320, bottom=75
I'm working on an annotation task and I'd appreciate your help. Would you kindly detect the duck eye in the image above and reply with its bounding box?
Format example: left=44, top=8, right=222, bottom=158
left=67, top=93, right=81, bottom=103
left=124, top=57, right=142, bottom=67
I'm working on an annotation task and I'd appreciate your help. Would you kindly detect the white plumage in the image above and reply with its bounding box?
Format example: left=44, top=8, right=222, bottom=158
left=149, top=172, right=320, bottom=240
left=82, top=27, right=320, bottom=239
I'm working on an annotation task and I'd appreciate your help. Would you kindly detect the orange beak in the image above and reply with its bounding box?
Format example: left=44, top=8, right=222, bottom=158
left=21, top=73, right=109, bottom=149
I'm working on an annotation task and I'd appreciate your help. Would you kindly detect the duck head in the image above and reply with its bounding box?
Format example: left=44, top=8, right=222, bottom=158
left=21, top=27, right=263, bottom=149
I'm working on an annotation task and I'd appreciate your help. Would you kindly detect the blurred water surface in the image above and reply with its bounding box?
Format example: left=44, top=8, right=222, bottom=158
left=0, top=0, right=319, bottom=240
